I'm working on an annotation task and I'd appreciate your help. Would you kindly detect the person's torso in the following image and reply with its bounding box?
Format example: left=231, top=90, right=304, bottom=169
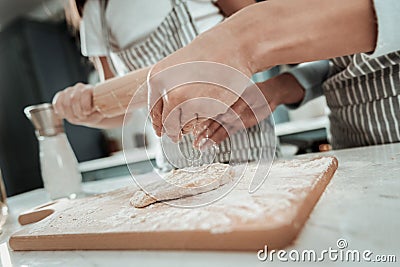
left=323, top=52, right=400, bottom=149
left=91, top=0, right=223, bottom=49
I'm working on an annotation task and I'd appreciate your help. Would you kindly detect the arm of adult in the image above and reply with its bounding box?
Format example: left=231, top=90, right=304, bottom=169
left=150, top=0, right=379, bottom=140
left=195, top=0, right=400, bottom=145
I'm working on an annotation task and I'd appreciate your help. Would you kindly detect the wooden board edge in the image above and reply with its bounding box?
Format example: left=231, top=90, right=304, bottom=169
left=284, top=156, right=339, bottom=247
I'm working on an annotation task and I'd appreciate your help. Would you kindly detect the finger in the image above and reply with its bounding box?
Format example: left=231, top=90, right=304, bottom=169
left=68, top=111, right=104, bottom=126
left=71, top=90, right=84, bottom=120
left=193, top=119, right=221, bottom=147
left=179, top=103, right=201, bottom=135
left=198, top=119, right=214, bottom=131
left=150, top=98, right=163, bottom=137
left=181, top=117, right=205, bottom=135
left=148, top=77, right=163, bottom=136
left=181, top=118, right=209, bottom=139
left=208, top=115, right=254, bottom=147
left=203, top=123, right=229, bottom=147
left=181, top=123, right=193, bottom=135
left=52, top=91, right=65, bottom=118
left=198, top=106, right=257, bottom=147
left=218, top=98, right=248, bottom=125
left=81, top=86, right=95, bottom=116
left=72, top=83, right=91, bottom=120
left=61, top=87, right=76, bottom=122
left=80, top=111, right=105, bottom=125
left=194, top=118, right=208, bottom=135
left=162, top=105, right=182, bottom=142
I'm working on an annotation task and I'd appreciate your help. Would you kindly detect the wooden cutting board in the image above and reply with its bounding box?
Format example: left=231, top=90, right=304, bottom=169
left=9, top=156, right=338, bottom=251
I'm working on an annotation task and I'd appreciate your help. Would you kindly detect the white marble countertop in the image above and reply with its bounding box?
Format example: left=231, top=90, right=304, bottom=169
left=1, top=143, right=399, bottom=266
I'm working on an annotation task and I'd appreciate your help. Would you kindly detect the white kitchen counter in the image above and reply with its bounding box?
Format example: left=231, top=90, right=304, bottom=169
left=79, top=148, right=157, bottom=173
left=1, top=143, right=399, bottom=266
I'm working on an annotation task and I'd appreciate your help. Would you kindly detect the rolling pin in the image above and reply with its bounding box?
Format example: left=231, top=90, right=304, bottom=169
left=93, top=67, right=150, bottom=118
left=93, top=64, right=243, bottom=120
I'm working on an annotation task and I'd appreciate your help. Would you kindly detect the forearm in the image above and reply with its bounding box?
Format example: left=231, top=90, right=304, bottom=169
left=258, top=73, right=305, bottom=111
left=93, top=67, right=150, bottom=118
left=87, top=115, right=125, bottom=129
left=284, top=60, right=329, bottom=108
left=228, top=0, right=377, bottom=73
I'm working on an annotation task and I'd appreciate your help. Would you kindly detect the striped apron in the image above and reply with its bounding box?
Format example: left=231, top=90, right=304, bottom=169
left=323, top=51, right=400, bottom=149
left=100, top=0, right=275, bottom=168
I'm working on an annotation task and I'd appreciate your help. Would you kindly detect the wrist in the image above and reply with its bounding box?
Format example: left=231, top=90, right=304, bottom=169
left=258, top=73, right=305, bottom=110
left=276, top=73, right=305, bottom=105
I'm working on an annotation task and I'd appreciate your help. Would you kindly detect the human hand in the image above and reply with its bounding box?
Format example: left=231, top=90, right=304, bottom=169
left=150, top=0, right=377, bottom=141
left=193, top=73, right=305, bottom=147
left=149, top=23, right=254, bottom=141
left=52, top=83, right=105, bottom=126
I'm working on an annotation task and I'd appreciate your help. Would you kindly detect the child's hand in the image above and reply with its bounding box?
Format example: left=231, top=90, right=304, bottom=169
left=52, top=83, right=104, bottom=125
left=193, top=74, right=305, bottom=147
left=193, top=82, right=273, bottom=148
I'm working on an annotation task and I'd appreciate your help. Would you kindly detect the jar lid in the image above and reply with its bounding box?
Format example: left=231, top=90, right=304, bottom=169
left=24, top=103, right=64, bottom=137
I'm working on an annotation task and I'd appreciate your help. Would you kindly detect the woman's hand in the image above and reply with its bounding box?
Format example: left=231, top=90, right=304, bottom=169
left=193, top=73, right=305, bottom=147
left=52, top=83, right=105, bottom=126
left=149, top=22, right=253, bottom=141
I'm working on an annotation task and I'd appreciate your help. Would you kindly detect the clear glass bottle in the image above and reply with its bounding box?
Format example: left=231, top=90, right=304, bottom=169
left=25, top=103, right=82, bottom=199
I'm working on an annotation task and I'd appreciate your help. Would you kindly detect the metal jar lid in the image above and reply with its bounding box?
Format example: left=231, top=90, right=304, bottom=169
left=24, top=103, right=64, bottom=137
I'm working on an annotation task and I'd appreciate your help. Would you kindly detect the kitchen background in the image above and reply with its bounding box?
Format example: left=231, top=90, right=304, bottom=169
left=0, top=0, right=329, bottom=197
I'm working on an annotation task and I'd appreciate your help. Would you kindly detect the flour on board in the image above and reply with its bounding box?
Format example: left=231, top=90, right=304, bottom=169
left=130, top=163, right=234, bottom=208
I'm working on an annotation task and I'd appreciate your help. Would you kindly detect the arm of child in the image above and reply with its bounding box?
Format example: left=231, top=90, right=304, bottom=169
left=53, top=57, right=150, bottom=129
left=216, top=0, right=256, bottom=17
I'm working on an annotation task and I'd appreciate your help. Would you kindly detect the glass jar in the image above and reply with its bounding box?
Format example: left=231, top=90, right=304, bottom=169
left=25, top=104, right=82, bottom=199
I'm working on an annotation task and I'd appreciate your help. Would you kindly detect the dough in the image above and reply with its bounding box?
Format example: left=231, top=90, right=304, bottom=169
left=130, top=163, right=234, bottom=208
